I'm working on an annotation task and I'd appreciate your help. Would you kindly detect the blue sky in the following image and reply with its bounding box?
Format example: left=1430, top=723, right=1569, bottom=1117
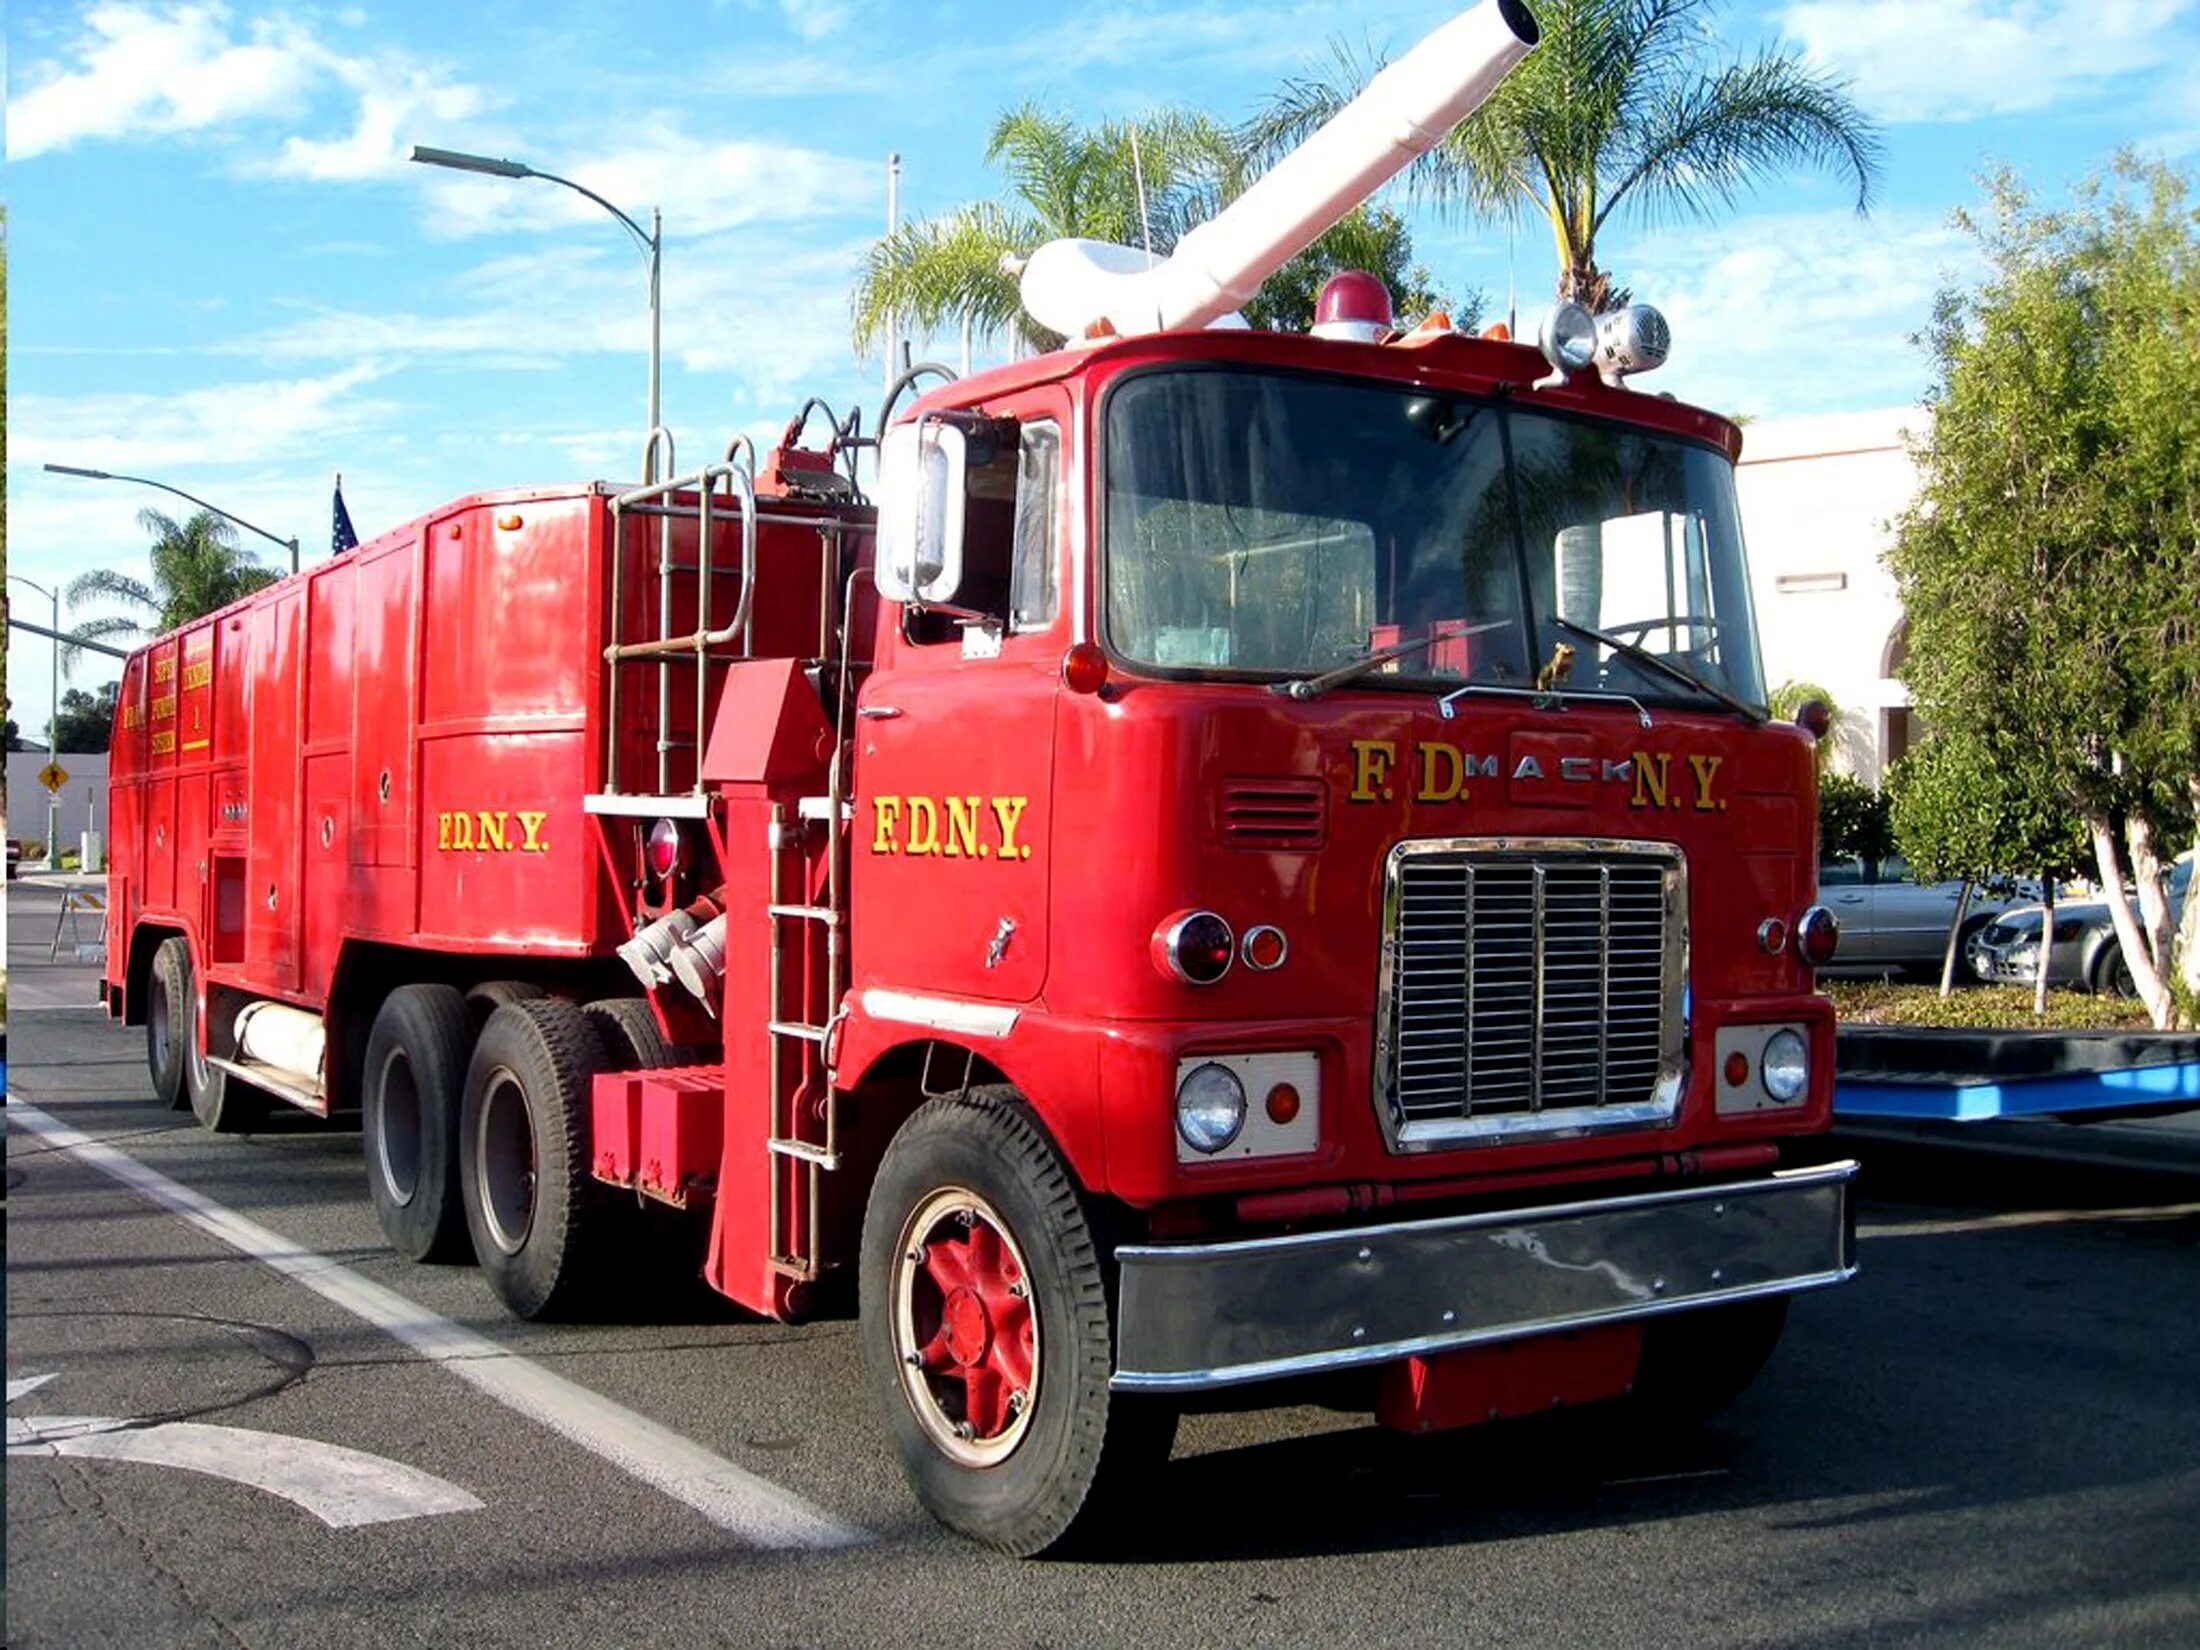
left=7, top=0, right=2198, bottom=734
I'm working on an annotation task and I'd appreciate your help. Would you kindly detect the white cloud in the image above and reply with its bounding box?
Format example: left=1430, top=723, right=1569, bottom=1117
left=1612, top=208, right=1978, bottom=418
left=8, top=3, right=313, bottom=158
left=1778, top=0, right=2195, bottom=122
left=8, top=2, right=493, bottom=179
left=413, top=126, right=877, bottom=240
left=17, top=364, right=403, bottom=474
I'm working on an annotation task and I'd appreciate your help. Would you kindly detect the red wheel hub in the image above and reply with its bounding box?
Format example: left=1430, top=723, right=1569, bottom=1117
left=912, top=1214, right=1035, bottom=1442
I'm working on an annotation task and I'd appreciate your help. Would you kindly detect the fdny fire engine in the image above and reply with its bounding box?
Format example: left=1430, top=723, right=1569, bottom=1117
left=105, top=0, right=1855, bottom=1554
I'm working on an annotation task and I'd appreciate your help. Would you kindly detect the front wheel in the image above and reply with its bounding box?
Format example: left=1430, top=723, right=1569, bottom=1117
left=146, top=938, right=192, bottom=1110
left=860, top=1091, right=1174, bottom=1556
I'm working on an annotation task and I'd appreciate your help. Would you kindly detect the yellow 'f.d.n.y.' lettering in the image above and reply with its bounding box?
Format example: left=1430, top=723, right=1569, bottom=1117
left=869, top=794, right=1034, bottom=861
left=438, top=809, right=552, bottom=853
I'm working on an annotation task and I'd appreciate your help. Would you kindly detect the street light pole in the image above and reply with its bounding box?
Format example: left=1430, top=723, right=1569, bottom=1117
left=9, top=573, right=65, bottom=870
left=42, top=464, right=300, bottom=574
left=409, top=145, right=663, bottom=456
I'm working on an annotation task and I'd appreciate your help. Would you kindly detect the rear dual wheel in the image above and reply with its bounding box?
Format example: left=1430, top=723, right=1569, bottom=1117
left=363, top=984, right=475, bottom=1262
left=459, top=998, right=617, bottom=1320
left=861, top=1091, right=1175, bottom=1556
left=146, top=936, right=263, bottom=1132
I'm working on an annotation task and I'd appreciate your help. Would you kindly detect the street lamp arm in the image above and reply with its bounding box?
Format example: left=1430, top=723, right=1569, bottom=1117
left=43, top=464, right=297, bottom=558
left=525, top=168, right=657, bottom=254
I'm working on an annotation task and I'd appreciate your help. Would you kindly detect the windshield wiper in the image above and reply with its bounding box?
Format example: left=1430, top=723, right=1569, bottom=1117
left=1547, top=616, right=1764, bottom=723
left=1274, top=619, right=1515, bottom=702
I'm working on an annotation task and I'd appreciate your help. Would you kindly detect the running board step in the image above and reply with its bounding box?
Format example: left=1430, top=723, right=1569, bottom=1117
left=208, top=1056, right=328, bottom=1117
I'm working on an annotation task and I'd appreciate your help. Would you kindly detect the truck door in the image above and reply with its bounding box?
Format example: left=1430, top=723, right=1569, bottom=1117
left=851, top=403, right=1068, bottom=1008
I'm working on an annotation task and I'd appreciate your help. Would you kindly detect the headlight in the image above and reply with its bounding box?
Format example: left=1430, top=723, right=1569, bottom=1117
left=1175, top=1062, right=1246, bottom=1154
left=1761, top=1028, right=1809, bottom=1103
left=1537, top=300, right=1598, bottom=374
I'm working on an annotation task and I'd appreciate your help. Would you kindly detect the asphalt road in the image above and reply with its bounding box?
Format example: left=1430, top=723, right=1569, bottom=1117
left=7, top=878, right=2199, bottom=1648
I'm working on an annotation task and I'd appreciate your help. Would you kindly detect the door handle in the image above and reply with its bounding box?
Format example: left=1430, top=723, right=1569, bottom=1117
left=857, top=705, right=902, bottom=720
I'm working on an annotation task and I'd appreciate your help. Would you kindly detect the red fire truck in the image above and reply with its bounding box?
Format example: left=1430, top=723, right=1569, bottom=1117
left=104, top=0, right=1855, bottom=1554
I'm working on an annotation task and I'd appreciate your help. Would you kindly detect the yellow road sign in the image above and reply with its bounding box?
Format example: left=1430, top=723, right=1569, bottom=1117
left=37, top=762, right=70, bottom=793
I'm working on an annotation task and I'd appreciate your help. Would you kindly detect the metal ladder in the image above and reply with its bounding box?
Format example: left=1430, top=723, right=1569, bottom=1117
left=591, top=428, right=759, bottom=808
left=762, top=559, right=865, bottom=1282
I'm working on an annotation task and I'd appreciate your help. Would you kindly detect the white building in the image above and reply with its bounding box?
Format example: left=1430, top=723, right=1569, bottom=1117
left=1737, top=406, right=1923, bottom=787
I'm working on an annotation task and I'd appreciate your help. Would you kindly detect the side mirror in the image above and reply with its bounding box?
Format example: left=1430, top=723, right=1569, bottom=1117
left=875, top=419, right=967, bottom=605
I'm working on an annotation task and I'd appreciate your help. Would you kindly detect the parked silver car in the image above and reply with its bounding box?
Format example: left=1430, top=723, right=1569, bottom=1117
left=1816, top=854, right=2031, bottom=977
left=1972, top=855, right=2193, bottom=995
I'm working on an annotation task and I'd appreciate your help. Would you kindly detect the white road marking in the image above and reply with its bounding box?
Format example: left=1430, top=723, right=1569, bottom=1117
left=8, top=1411, right=485, bottom=1528
left=8, top=1373, right=62, bottom=1403
left=8, top=1102, right=868, bottom=1550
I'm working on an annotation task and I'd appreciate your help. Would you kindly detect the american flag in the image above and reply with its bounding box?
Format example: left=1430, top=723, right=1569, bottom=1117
left=332, top=474, right=359, bottom=554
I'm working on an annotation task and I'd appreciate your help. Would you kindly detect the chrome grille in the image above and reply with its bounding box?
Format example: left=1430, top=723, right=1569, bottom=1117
left=1377, top=839, right=1686, bottom=1150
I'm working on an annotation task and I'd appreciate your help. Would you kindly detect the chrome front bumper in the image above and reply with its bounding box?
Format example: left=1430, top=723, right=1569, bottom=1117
left=1111, top=1161, right=1857, bottom=1392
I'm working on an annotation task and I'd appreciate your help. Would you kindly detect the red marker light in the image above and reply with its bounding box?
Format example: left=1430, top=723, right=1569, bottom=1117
left=1062, top=642, right=1110, bottom=695
left=1796, top=905, right=1840, bottom=967
left=1241, top=925, right=1288, bottom=971
left=1153, top=910, right=1234, bottom=985
left=1724, top=1051, right=1750, bottom=1088
left=646, top=819, right=682, bottom=879
left=1265, top=1082, right=1302, bottom=1125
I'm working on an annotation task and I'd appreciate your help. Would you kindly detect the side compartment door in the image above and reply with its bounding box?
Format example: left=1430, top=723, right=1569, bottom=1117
left=246, top=590, right=305, bottom=988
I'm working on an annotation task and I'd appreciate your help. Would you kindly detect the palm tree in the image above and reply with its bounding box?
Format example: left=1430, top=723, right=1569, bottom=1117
left=64, top=507, right=278, bottom=666
left=1248, top=0, right=1882, bottom=311
left=853, top=103, right=1236, bottom=358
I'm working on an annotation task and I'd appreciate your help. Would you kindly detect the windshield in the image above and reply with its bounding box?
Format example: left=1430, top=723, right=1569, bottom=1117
left=1103, top=368, right=1767, bottom=713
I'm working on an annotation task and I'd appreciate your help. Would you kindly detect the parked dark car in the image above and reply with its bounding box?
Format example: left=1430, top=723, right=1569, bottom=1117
left=1816, top=853, right=2032, bottom=977
left=1972, top=855, right=2193, bottom=995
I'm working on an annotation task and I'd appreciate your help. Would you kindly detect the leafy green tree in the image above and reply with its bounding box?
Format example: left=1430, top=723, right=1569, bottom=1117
left=1248, top=0, right=1881, bottom=310
left=64, top=508, right=278, bottom=662
left=1889, top=156, right=2200, bottom=1026
left=1817, top=772, right=1893, bottom=867
left=1768, top=679, right=1838, bottom=773
left=852, top=105, right=1470, bottom=357
left=1240, top=204, right=1479, bottom=333
left=854, top=104, right=1236, bottom=357
left=1888, top=731, right=2091, bottom=1001
left=53, top=682, right=119, bottom=755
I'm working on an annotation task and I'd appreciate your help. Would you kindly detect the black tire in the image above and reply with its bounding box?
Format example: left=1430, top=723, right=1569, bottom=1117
left=363, top=985, right=476, bottom=1263
left=147, top=937, right=192, bottom=1110
left=459, top=999, right=613, bottom=1320
left=2093, top=946, right=2138, bottom=1000
left=185, top=985, right=266, bottom=1134
left=1631, top=1296, right=1790, bottom=1423
left=466, top=978, right=548, bottom=1030
left=860, top=1090, right=1175, bottom=1557
left=584, top=997, right=702, bottom=1070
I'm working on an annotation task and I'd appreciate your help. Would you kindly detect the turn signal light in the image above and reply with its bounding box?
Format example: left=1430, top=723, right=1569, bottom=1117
left=1797, top=905, right=1840, bottom=967
left=1265, top=1082, right=1302, bottom=1125
left=1062, top=642, right=1110, bottom=695
left=1723, top=1051, right=1751, bottom=1088
left=1154, top=910, right=1234, bottom=985
left=1241, top=925, right=1288, bottom=971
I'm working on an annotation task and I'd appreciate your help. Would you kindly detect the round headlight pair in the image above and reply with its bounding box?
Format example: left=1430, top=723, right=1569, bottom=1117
left=1176, top=1062, right=1246, bottom=1154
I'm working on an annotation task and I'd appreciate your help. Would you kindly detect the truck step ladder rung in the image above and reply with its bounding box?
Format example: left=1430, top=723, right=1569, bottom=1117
left=767, top=1020, right=828, bottom=1043
left=796, top=796, right=854, bottom=823
left=767, top=903, right=838, bottom=923
left=767, top=1138, right=842, bottom=1170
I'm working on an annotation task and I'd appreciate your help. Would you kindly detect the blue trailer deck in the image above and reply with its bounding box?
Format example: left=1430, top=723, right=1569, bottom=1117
left=1834, top=1026, right=2200, bottom=1122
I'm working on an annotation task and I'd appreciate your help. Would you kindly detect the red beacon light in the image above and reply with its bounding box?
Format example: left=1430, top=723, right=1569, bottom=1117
left=1311, top=270, right=1394, bottom=343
